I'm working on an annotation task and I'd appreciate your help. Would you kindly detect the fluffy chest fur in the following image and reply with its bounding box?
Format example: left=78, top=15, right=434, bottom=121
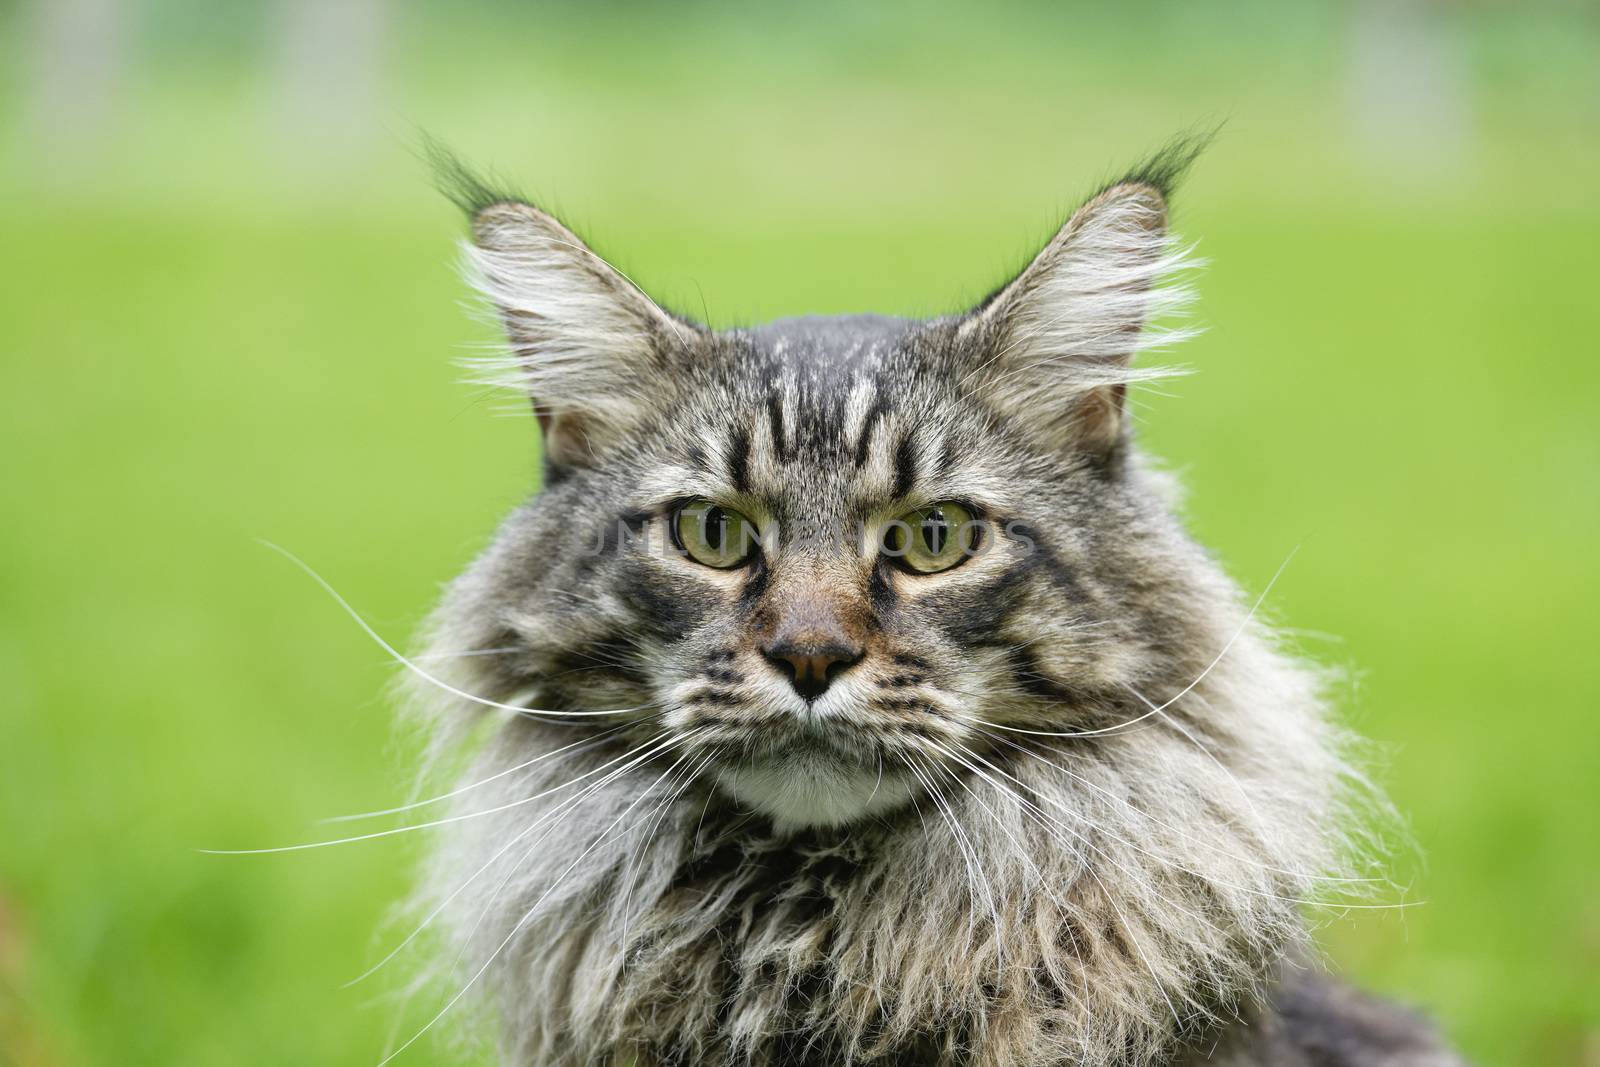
left=430, top=627, right=1337, bottom=1067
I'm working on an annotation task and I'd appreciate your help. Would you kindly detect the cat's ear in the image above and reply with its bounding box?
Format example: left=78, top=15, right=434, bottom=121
left=463, top=198, right=694, bottom=468
left=959, top=161, right=1199, bottom=457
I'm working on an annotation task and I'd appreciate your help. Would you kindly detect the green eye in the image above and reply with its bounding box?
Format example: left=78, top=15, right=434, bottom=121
left=675, top=499, right=757, bottom=569
left=882, top=502, right=979, bottom=574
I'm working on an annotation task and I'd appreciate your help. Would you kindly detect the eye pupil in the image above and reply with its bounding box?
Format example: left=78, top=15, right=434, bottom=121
left=704, top=506, right=725, bottom=550
left=923, top=509, right=948, bottom=555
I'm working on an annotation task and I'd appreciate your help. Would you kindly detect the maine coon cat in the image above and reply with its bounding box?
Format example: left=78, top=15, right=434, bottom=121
left=401, top=140, right=1462, bottom=1066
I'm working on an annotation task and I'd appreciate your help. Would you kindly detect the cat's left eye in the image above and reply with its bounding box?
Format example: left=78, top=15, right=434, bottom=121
left=882, top=502, right=979, bottom=574
left=674, top=499, right=758, bottom=569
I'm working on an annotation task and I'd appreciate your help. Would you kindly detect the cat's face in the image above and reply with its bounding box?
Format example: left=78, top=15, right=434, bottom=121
left=571, top=316, right=1075, bottom=830
left=442, top=174, right=1198, bottom=830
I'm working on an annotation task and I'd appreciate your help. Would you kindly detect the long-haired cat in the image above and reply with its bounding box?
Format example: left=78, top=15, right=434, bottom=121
left=403, top=139, right=1462, bottom=1066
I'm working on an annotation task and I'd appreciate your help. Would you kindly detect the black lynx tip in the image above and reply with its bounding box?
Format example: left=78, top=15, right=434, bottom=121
left=417, top=131, right=528, bottom=219
left=1103, top=125, right=1222, bottom=200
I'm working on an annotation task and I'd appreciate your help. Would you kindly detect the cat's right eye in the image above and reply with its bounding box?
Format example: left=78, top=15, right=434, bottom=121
left=882, top=502, right=979, bottom=573
left=674, top=499, right=758, bottom=569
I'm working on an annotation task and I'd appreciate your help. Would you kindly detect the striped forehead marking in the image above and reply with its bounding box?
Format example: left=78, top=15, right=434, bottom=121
left=706, top=378, right=936, bottom=508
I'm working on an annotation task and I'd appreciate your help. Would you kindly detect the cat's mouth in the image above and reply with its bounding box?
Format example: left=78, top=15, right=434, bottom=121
left=713, top=743, right=918, bottom=831
left=669, top=669, right=960, bottom=828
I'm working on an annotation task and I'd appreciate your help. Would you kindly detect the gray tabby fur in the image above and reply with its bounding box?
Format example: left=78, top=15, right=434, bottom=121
left=404, top=139, right=1463, bottom=1066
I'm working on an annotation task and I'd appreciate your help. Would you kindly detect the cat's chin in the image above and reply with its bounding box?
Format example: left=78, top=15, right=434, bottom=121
left=714, top=748, right=917, bottom=833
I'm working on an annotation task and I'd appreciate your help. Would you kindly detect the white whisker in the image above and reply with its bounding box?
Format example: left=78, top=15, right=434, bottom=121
left=962, top=740, right=1415, bottom=912
left=344, top=734, right=680, bottom=987
left=940, top=741, right=1190, bottom=1024
left=257, top=539, right=648, bottom=720
left=975, top=547, right=1297, bottom=740
left=906, top=752, right=998, bottom=960
left=202, top=732, right=676, bottom=855
left=617, top=750, right=714, bottom=947
left=378, top=754, right=688, bottom=1066
left=322, top=724, right=631, bottom=824
left=976, top=728, right=1382, bottom=888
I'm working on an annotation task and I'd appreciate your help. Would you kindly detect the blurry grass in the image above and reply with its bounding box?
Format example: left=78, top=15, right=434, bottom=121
left=2, top=3, right=1599, bottom=1064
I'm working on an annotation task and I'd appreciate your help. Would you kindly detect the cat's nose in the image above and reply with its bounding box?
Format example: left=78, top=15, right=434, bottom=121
left=762, top=639, right=864, bottom=702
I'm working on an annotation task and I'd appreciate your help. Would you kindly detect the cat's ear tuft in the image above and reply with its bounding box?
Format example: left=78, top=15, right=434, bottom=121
left=426, top=132, right=693, bottom=468
left=460, top=197, right=695, bottom=469
left=422, top=132, right=527, bottom=220
left=960, top=141, right=1206, bottom=457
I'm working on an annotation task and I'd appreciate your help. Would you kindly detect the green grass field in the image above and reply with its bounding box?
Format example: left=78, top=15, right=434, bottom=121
left=2, top=4, right=1597, bottom=1064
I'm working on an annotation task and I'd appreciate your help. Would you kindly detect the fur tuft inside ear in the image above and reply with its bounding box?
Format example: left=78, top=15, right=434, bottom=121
left=458, top=200, right=694, bottom=468
left=962, top=141, right=1207, bottom=456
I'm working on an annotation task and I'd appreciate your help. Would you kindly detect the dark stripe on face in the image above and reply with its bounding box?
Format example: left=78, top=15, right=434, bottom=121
left=576, top=510, right=652, bottom=577
left=1005, top=646, right=1087, bottom=704
left=617, top=508, right=651, bottom=531
left=891, top=430, right=918, bottom=500
left=547, top=637, right=651, bottom=686
left=1024, top=535, right=1092, bottom=605
left=737, top=556, right=771, bottom=612
left=727, top=426, right=750, bottom=493
left=613, top=570, right=712, bottom=641
left=679, top=688, right=742, bottom=707
left=868, top=559, right=897, bottom=615
left=765, top=392, right=788, bottom=462
left=928, top=560, right=1032, bottom=645
left=853, top=393, right=889, bottom=468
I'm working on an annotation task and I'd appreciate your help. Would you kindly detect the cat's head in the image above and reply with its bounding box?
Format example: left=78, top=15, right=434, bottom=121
left=431, top=144, right=1217, bottom=832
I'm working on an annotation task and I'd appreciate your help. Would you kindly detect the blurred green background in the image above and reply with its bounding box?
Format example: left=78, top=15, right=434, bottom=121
left=1, top=1, right=1596, bottom=1063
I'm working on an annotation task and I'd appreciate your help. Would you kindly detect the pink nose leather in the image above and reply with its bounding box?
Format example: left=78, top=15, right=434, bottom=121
left=764, top=645, right=863, bottom=700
